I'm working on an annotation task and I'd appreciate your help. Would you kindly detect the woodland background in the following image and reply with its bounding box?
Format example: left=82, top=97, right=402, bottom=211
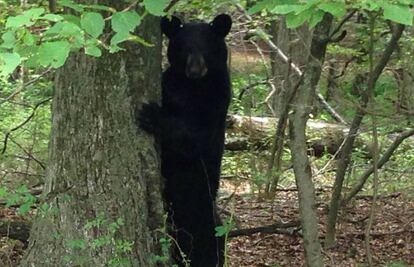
left=0, top=0, right=413, bottom=266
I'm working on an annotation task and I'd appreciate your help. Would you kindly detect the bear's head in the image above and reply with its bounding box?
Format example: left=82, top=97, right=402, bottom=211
left=161, top=14, right=232, bottom=80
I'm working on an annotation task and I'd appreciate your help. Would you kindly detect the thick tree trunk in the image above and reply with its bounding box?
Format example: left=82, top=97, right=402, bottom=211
left=20, top=7, right=164, bottom=267
left=289, top=14, right=333, bottom=267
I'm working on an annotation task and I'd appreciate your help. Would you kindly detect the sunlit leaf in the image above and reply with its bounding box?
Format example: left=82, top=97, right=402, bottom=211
left=81, top=12, right=105, bottom=38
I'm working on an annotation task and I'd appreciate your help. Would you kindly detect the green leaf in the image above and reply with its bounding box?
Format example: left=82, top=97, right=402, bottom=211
left=41, top=14, right=64, bottom=22
left=318, top=2, right=346, bottom=18
left=109, top=31, right=130, bottom=53
left=16, top=185, right=29, bottom=194
left=18, top=202, right=32, bottom=215
left=59, top=0, right=85, bottom=12
left=66, top=239, right=86, bottom=250
left=86, top=4, right=116, bottom=13
left=382, top=3, right=413, bottom=25
left=248, top=0, right=274, bottom=14
left=6, top=8, right=45, bottom=29
left=81, top=12, right=105, bottom=38
left=16, top=46, right=38, bottom=67
left=0, top=187, right=8, bottom=198
left=111, top=11, right=141, bottom=33
left=46, top=22, right=85, bottom=49
left=38, top=41, right=71, bottom=68
left=286, top=8, right=313, bottom=28
left=215, top=225, right=228, bottom=237
left=85, top=45, right=102, bottom=57
left=143, top=0, right=169, bottom=16
left=271, top=4, right=302, bottom=15
left=23, top=7, right=45, bottom=19
left=1, top=31, right=16, bottom=49
left=0, top=52, right=21, bottom=77
left=22, top=32, right=36, bottom=46
left=62, top=14, right=81, bottom=26
left=6, top=15, right=32, bottom=28
left=5, top=193, right=20, bottom=208
left=309, top=10, right=325, bottom=28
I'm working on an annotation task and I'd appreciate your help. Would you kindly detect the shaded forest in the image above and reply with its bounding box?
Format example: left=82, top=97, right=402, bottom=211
left=0, top=0, right=413, bottom=266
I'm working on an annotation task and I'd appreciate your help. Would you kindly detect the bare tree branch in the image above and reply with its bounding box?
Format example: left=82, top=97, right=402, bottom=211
left=0, top=68, right=52, bottom=107
left=343, top=128, right=414, bottom=204
left=235, top=3, right=347, bottom=125
left=1, top=98, right=52, bottom=154
left=229, top=221, right=301, bottom=238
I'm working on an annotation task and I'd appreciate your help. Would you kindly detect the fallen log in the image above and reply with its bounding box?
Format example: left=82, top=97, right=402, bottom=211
left=226, top=115, right=349, bottom=157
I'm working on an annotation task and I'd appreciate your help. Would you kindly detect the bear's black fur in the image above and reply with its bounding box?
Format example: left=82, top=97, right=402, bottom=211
left=138, top=14, right=232, bottom=267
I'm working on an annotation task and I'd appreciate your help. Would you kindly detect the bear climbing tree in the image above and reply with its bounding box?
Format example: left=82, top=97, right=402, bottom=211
left=138, top=14, right=232, bottom=267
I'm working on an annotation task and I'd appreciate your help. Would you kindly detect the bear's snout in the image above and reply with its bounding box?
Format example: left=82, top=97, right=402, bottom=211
left=185, top=53, right=208, bottom=79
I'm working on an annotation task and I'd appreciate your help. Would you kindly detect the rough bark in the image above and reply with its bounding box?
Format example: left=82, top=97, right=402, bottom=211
left=20, top=5, right=165, bottom=267
left=288, top=14, right=333, bottom=267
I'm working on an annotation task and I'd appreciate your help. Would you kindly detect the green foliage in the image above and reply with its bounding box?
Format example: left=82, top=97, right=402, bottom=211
left=230, top=73, right=270, bottom=116
left=0, top=0, right=171, bottom=78
left=38, top=41, right=71, bottom=68
left=215, top=215, right=234, bottom=267
left=150, top=214, right=176, bottom=266
left=65, top=214, right=134, bottom=266
left=0, top=185, right=36, bottom=215
left=143, top=0, right=169, bottom=16
left=385, top=261, right=410, bottom=267
left=215, top=217, right=235, bottom=237
left=249, top=0, right=413, bottom=29
left=110, top=10, right=143, bottom=52
left=80, top=12, right=105, bottom=38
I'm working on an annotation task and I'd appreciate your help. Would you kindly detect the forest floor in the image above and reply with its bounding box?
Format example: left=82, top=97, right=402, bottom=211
left=0, top=181, right=413, bottom=267
left=220, top=180, right=414, bottom=267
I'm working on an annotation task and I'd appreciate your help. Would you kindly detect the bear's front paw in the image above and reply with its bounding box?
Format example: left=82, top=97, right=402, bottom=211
left=136, top=102, right=161, bottom=135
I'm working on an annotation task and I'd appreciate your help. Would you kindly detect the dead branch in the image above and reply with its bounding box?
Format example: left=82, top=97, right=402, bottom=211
left=343, top=128, right=414, bottom=205
left=0, top=68, right=52, bottom=107
left=1, top=98, right=52, bottom=154
left=235, top=3, right=347, bottom=125
left=341, top=229, right=413, bottom=239
left=228, top=221, right=301, bottom=238
left=328, top=10, right=356, bottom=42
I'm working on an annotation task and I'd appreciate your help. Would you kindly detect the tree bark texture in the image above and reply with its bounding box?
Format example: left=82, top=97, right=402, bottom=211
left=20, top=5, right=164, bottom=267
left=288, top=14, right=333, bottom=267
left=270, top=18, right=311, bottom=117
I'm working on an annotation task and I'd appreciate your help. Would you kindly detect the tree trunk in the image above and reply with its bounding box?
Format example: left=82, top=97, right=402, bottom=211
left=265, top=19, right=311, bottom=194
left=20, top=6, right=165, bottom=267
left=288, top=14, right=333, bottom=267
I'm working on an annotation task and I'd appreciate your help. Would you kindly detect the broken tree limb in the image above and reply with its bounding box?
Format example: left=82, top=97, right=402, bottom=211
left=228, top=221, right=301, bottom=238
left=235, top=3, right=347, bottom=125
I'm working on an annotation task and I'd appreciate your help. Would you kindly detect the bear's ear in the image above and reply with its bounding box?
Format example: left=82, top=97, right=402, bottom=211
left=161, top=15, right=182, bottom=38
left=210, top=14, right=232, bottom=37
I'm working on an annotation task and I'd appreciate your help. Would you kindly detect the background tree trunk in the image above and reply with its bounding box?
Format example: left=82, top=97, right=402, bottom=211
left=20, top=5, right=165, bottom=267
left=288, top=14, right=333, bottom=267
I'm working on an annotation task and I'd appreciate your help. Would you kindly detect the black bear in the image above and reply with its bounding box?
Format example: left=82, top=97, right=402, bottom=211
left=138, top=14, right=232, bottom=267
